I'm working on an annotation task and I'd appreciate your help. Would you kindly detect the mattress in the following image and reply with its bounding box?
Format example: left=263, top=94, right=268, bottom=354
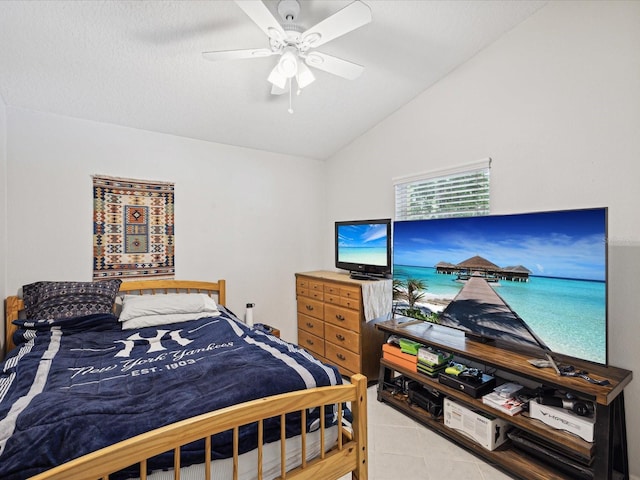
left=145, top=425, right=339, bottom=480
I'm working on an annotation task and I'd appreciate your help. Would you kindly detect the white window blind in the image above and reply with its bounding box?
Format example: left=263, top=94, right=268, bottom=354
left=394, top=158, right=491, bottom=221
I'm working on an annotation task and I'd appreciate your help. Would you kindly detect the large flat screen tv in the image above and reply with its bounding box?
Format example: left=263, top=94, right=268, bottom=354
left=393, top=207, right=607, bottom=364
left=335, top=219, right=392, bottom=280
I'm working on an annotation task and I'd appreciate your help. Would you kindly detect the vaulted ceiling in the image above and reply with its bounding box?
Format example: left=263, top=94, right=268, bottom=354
left=0, top=1, right=546, bottom=159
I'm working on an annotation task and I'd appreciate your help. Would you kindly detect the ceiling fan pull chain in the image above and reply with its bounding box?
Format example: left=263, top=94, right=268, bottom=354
left=288, top=78, right=294, bottom=114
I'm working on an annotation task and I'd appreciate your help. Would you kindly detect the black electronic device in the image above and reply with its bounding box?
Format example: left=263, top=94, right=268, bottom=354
left=335, top=218, right=392, bottom=279
left=407, top=381, right=443, bottom=418
left=382, top=375, right=411, bottom=395
left=458, top=367, right=483, bottom=381
left=538, top=395, right=594, bottom=417
left=438, top=371, right=496, bottom=398
left=508, top=429, right=593, bottom=479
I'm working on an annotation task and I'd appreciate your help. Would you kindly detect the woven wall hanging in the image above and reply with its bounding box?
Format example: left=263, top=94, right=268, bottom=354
left=93, top=175, right=175, bottom=279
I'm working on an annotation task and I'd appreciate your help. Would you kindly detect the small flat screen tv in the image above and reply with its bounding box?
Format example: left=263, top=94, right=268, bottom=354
left=393, top=207, right=607, bottom=364
left=335, top=219, right=392, bottom=279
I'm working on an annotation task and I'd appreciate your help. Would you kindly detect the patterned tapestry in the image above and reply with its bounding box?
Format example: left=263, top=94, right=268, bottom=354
left=93, top=175, right=175, bottom=280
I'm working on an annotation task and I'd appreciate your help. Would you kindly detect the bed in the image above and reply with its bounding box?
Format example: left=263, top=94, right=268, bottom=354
left=1, top=279, right=368, bottom=480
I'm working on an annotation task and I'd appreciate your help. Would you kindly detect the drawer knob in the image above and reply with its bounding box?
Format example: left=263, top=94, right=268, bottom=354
left=306, top=339, right=314, bottom=346
left=337, top=353, right=346, bottom=361
left=306, top=322, right=314, bottom=328
left=335, top=314, right=345, bottom=321
left=336, top=334, right=345, bottom=341
left=306, top=305, right=314, bottom=311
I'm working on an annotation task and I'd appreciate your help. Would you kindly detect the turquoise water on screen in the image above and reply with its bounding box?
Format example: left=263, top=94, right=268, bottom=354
left=394, top=264, right=606, bottom=363
left=339, top=247, right=388, bottom=266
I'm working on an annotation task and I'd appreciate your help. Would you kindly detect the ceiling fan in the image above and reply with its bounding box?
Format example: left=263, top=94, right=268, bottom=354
left=202, top=0, right=372, bottom=111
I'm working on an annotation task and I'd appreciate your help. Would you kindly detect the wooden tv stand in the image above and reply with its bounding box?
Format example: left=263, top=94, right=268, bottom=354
left=376, top=317, right=632, bottom=480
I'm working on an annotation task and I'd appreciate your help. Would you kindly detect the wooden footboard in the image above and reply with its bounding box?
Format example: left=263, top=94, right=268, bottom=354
left=29, top=374, right=368, bottom=480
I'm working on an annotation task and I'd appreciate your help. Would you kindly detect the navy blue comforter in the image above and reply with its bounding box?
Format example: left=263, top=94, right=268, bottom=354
left=0, top=308, right=341, bottom=479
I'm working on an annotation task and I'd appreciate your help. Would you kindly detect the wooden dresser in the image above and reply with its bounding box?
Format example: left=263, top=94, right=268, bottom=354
left=295, top=270, right=389, bottom=382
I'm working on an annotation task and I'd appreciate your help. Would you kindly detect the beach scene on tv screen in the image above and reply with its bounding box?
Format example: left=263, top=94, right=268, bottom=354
left=337, top=223, right=388, bottom=267
left=393, top=209, right=607, bottom=364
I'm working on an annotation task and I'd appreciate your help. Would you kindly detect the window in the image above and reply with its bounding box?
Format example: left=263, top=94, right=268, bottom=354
left=394, top=158, right=491, bottom=221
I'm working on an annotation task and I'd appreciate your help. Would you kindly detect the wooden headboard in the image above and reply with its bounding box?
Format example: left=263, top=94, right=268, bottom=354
left=4, top=279, right=226, bottom=356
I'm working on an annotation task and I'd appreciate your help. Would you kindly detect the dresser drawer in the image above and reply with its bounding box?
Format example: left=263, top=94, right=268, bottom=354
left=325, top=342, right=360, bottom=373
left=324, top=304, right=360, bottom=332
left=340, top=296, right=361, bottom=311
left=324, top=283, right=341, bottom=296
left=296, top=286, right=308, bottom=297
left=298, top=313, right=325, bottom=338
left=325, top=323, right=359, bottom=354
left=298, top=330, right=324, bottom=357
left=307, top=289, right=324, bottom=301
left=297, top=297, right=324, bottom=321
left=340, top=286, right=361, bottom=302
left=325, top=292, right=341, bottom=305
left=296, top=278, right=310, bottom=290
left=309, top=280, right=324, bottom=293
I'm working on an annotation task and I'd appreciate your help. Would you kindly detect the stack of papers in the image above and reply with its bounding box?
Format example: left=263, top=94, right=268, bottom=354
left=482, top=382, right=526, bottom=416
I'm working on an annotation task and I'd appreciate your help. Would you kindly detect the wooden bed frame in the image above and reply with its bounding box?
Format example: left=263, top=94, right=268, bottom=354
left=4, top=280, right=228, bottom=354
left=3, top=279, right=368, bottom=480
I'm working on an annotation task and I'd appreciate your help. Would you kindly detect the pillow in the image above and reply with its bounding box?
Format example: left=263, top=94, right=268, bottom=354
left=22, top=280, right=122, bottom=320
left=119, top=293, right=221, bottom=329
left=121, top=312, right=219, bottom=330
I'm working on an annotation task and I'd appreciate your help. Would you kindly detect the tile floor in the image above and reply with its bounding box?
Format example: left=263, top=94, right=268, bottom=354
left=340, top=386, right=514, bottom=480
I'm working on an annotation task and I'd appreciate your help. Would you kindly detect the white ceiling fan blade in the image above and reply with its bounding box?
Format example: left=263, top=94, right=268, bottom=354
left=202, top=48, right=276, bottom=62
left=234, top=0, right=287, bottom=44
left=300, top=1, right=372, bottom=50
left=305, top=52, right=364, bottom=80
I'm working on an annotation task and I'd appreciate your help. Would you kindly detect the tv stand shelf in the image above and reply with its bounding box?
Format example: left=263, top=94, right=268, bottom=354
left=376, top=317, right=632, bottom=480
left=378, top=388, right=564, bottom=479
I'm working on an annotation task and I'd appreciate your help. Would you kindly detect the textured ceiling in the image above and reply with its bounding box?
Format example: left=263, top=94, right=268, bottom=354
left=0, top=0, right=547, bottom=160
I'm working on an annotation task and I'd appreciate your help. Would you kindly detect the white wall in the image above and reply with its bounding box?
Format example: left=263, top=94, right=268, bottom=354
left=325, top=1, right=640, bottom=478
left=0, top=97, right=6, bottom=354
left=5, top=108, right=326, bottom=343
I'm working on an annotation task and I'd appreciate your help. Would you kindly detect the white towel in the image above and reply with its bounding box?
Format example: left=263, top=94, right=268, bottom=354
left=361, top=279, right=392, bottom=322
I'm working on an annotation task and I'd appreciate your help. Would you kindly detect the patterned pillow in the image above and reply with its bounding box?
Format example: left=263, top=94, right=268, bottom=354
left=22, top=280, right=122, bottom=320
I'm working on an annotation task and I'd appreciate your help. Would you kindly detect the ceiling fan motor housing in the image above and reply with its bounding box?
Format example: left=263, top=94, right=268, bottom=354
left=277, top=0, right=300, bottom=22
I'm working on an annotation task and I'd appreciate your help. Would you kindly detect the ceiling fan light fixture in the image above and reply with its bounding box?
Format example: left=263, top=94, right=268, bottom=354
left=277, top=47, right=298, bottom=78
left=296, top=62, right=315, bottom=89
left=267, top=64, right=287, bottom=89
